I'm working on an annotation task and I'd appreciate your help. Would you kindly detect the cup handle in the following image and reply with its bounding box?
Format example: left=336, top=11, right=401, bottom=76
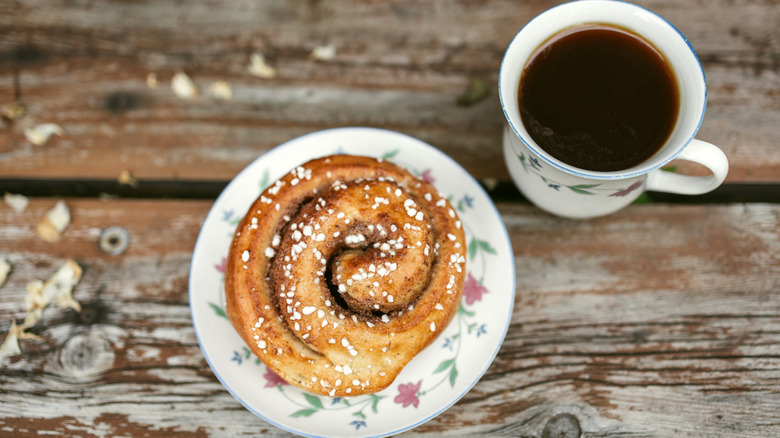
left=645, top=139, right=729, bottom=195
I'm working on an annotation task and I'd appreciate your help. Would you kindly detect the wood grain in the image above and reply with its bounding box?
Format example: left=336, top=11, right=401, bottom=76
left=0, top=0, right=778, bottom=183
left=1, top=1, right=778, bottom=436
left=1, top=199, right=778, bottom=437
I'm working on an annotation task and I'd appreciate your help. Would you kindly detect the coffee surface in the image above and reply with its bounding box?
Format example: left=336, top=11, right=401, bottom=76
left=519, top=24, right=679, bottom=172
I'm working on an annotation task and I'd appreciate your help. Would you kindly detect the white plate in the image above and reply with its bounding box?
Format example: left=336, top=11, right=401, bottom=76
left=189, top=127, right=515, bottom=437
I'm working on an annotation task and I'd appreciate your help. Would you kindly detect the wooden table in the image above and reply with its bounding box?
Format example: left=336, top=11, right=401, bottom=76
left=1, top=1, right=778, bottom=436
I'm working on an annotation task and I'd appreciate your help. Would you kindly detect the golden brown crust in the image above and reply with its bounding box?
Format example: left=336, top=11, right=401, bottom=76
left=225, top=154, right=466, bottom=397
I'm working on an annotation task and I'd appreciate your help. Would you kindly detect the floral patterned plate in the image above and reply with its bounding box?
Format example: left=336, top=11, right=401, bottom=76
left=189, top=127, right=515, bottom=437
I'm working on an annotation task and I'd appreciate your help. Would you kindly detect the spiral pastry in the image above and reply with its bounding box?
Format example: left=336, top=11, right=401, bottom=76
left=225, top=154, right=467, bottom=397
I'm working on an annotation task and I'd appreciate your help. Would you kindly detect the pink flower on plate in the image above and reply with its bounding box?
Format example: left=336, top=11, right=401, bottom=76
left=394, top=380, right=422, bottom=408
left=420, top=169, right=435, bottom=185
left=215, top=257, right=227, bottom=273
left=263, top=367, right=289, bottom=388
left=609, top=180, right=644, bottom=197
left=463, top=272, right=488, bottom=305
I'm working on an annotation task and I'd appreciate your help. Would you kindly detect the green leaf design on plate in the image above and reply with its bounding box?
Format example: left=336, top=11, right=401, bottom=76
left=369, top=394, right=382, bottom=413
left=433, top=358, right=455, bottom=374
left=468, top=237, right=478, bottom=260
left=458, top=305, right=475, bottom=317
left=449, top=364, right=459, bottom=387
left=208, top=302, right=227, bottom=319
left=291, top=408, right=318, bottom=418
left=304, top=393, right=324, bottom=410
left=259, top=169, right=270, bottom=191
left=469, top=237, right=497, bottom=260
left=477, top=240, right=497, bottom=255
left=381, top=149, right=399, bottom=160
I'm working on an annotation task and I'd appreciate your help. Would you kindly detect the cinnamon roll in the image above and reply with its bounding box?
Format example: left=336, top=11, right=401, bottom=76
left=225, top=154, right=466, bottom=397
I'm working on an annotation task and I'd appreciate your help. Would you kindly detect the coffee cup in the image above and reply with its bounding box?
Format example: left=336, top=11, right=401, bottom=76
left=500, top=0, right=728, bottom=218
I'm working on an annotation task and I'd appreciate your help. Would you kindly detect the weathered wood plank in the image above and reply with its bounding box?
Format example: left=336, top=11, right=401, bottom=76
left=1, top=199, right=778, bottom=436
left=433, top=202, right=780, bottom=437
left=0, top=0, right=777, bottom=182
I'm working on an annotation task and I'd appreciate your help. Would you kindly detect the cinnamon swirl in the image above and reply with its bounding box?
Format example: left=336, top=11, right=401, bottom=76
left=225, top=154, right=466, bottom=397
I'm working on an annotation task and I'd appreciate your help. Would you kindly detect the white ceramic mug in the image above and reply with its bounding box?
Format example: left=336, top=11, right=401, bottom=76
left=500, top=0, right=728, bottom=218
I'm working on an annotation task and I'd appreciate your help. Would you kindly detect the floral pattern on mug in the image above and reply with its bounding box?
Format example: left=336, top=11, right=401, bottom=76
left=609, top=180, right=644, bottom=197
left=512, top=149, right=645, bottom=197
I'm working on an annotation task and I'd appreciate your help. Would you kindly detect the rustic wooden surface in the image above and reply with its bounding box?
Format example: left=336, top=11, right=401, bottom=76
left=1, top=0, right=779, bottom=437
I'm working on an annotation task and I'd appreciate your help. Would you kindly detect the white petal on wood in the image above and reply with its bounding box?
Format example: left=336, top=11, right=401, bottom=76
left=0, top=319, right=22, bottom=366
left=0, top=319, right=40, bottom=367
left=22, top=259, right=83, bottom=329
left=24, top=280, right=47, bottom=327
left=36, top=200, right=71, bottom=242
left=146, top=72, right=159, bottom=88
left=248, top=53, right=276, bottom=79
left=0, top=257, right=10, bottom=288
left=310, top=44, right=337, bottom=61
left=118, top=170, right=139, bottom=188
left=4, top=193, right=29, bottom=213
left=24, top=123, right=64, bottom=146
left=208, top=81, right=233, bottom=100
left=47, top=259, right=83, bottom=312
left=171, top=70, right=198, bottom=99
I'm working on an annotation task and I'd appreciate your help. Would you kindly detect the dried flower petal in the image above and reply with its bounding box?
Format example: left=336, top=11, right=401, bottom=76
left=24, top=259, right=83, bottom=324
left=36, top=200, right=71, bottom=242
left=0, top=319, right=41, bottom=367
left=0, top=321, right=21, bottom=363
left=209, top=81, right=233, bottom=100
left=24, top=123, right=64, bottom=146
left=171, top=70, right=198, bottom=99
left=4, top=192, right=29, bottom=213
left=49, top=259, right=83, bottom=312
left=248, top=53, right=277, bottom=79
left=481, top=177, right=499, bottom=192
left=118, top=170, right=138, bottom=188
left=24, top=280, right=46, bottom=327
left=1, top=102, right=26, bottom=121
left=0, top=258, right=10, bottom=288
left=146, top=72, right=159, bottom=89
left=310, top=44, right=337, bottom=61
left=0, top=319, right=22, bottom=366
left=1, top=259, right=83, bottom=367
left=456, top=77, right=490, bottom=107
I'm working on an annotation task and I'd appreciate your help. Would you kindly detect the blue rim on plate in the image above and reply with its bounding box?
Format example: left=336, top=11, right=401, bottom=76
left=189, top=127, right=515, bottom=437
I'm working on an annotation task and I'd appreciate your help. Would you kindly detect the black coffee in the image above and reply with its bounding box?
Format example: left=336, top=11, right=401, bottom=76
left=518, top=24, right=679, bottom=172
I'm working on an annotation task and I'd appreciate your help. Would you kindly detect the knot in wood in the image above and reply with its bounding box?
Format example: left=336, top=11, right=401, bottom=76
left=58, top=333, right=115, bottom=382
left=542, top=413, right=581, bottom=438
left=103, top=92, right=141, bottom=115
left=6, top=44, right=47, bottom=64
